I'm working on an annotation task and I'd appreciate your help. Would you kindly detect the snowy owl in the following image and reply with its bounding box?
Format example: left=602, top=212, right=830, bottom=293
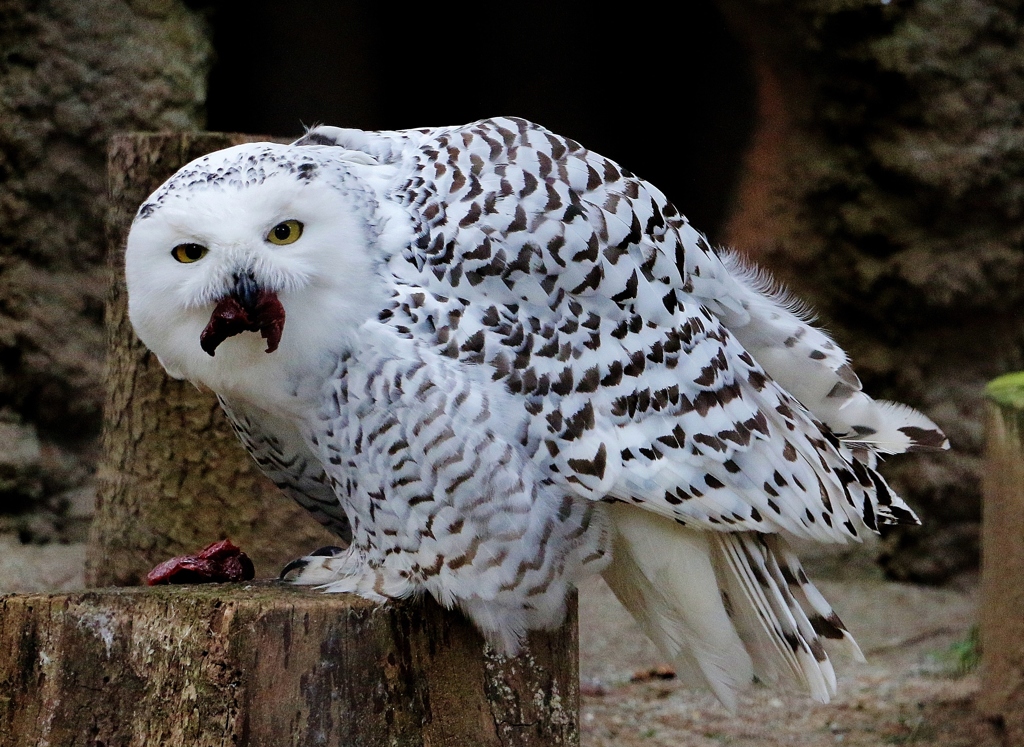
left=125, top=116, right=947, bottom=708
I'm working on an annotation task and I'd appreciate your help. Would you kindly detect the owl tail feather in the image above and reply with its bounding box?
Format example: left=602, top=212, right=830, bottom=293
left=602, top=504, right=862, bottom=710
left=712, top=250, right=948, bottom=456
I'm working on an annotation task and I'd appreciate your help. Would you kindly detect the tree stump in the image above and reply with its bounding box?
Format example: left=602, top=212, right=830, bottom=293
left=57, top=131, right=581, bottom=746
left=979, top=372, right=1024, bottom=740
left=87, top=132, right=337, bottom=588
left=0, top=584, right=579, bottom=747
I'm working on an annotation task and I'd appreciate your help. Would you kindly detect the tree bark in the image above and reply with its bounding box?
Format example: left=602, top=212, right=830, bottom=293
left=87, top=133, right=337, bottom=588
left=979, top=373, right=1024, bottom=743
left=0, top=584, right=579, bottom=747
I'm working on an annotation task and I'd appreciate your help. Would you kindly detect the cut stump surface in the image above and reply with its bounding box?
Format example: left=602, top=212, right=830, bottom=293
left=0, top=584, right=579, bottom=747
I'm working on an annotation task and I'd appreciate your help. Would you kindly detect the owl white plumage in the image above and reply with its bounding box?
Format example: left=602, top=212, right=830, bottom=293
left=125, top=117, right=947, bottom=709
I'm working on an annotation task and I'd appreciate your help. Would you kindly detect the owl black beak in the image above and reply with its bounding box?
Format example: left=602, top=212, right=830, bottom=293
left=232, top=271, right=261, bottom=315
left=199, top=272, right=286, bottom=356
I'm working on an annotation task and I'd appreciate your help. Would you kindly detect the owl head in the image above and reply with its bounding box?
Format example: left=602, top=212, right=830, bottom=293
left=125, top=141, right=405, bottom=401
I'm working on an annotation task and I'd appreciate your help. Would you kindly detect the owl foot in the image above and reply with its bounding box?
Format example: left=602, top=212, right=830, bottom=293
left=279, top=545, right=349, bottom=584
left=279, top=545, right=418, bottom=604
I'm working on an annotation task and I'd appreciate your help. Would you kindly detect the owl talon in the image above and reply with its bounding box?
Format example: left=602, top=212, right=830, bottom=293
left=309, top=545, right=346, bottom=557
left=280, top=546, right=360, bottom=585
left=280, top=546, right=347, bottom=580
left=279, top=557, right=309, bottom=580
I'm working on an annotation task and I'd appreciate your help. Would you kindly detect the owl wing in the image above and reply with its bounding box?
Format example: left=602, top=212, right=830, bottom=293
left=218, top=395, right=352, bottom=543
left=299, top=117, right=944, bottom=544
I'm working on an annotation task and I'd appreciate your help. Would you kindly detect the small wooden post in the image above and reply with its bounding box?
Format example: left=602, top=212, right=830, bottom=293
left=979, top=372, right=1024, bottom=740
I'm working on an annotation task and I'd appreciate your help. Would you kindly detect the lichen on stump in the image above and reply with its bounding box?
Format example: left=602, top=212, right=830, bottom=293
left=0, top=583, right=580, bottom=747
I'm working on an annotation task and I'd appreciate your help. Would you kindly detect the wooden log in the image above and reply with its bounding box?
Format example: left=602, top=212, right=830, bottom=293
left=979, top=372, right=1024, bottom=740
left=88, top=132, right=337, bottom=588
left=0, top=584, right=579, bottom=747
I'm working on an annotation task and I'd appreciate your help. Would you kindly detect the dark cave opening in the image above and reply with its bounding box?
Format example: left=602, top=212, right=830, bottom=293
left=204, top=1, right=756, bottom=244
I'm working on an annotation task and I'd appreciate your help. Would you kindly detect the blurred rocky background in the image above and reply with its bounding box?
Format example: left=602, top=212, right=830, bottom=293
left=717, top=0, right=1024, bottom=582
left=0, top=0, right=210, bottom=556
left=2, top=0, right=1020, bottom=584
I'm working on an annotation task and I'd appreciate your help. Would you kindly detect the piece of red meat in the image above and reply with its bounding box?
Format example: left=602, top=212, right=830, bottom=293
left=146, top=539, right=255, bottom=585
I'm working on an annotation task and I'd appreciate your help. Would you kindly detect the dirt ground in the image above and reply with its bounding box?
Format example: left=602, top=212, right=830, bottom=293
left=0, top=535, right=1001, bottom=746
left=577, top=538, right=1000, bottom=747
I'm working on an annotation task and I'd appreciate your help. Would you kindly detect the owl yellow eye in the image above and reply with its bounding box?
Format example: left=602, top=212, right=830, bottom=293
left=268, top=220, right=303, bottom=245
left=172, top=243, right=208, bottom=263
